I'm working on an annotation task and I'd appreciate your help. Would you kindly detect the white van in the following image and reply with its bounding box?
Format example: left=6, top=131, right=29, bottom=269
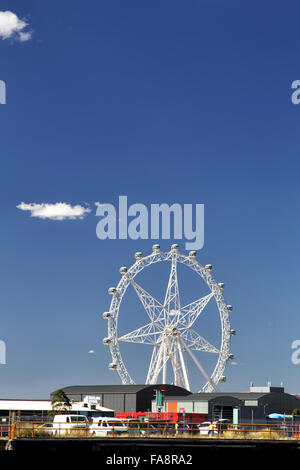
left=52, top=414, right=89, bottom=435
left=198, top=421, right=215, bottom=435
left=89, top=417, right=128, bottom=436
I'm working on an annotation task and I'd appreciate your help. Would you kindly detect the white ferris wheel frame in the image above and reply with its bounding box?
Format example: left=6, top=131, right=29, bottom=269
left=103, top=245, right=234, bottom=393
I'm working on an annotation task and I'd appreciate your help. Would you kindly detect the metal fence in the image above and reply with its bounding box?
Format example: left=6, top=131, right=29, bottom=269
left=4, top=420, right=300, bottom=440
left=0, top=424, right=9, bottom=438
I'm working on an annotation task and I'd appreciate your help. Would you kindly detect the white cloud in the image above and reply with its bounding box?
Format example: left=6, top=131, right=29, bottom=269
left=88, top=350, right=95, bottom=354
left=231, top=361, right=238, bottom=366
left=18, top=31, right=32, bottom=42
left=16, top=202, right=91, bottom=221
left=0, top=11, right=32, bottom=42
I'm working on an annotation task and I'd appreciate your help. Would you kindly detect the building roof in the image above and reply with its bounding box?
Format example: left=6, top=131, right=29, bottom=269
left=0, top=400, right=52, bottom=411
left=0, top=399, right=113, bottom=412
left=160, top=392, right=280, bottom=402
left=60, top=385, right=152, bottom=394
left=56, top=384, right=191, bottom=395
left=189, top=392, right=269, bottom=400
left=69, top=403, right=114, bottom=412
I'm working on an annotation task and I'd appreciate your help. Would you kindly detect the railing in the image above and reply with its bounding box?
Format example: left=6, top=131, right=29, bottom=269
left=5, top=420, right=300, bottom=440
left=0, top=424, right=9, bottom=439
left=214, top=422, right=299, bottom=440
left=12, top=421, right=91, bottom=439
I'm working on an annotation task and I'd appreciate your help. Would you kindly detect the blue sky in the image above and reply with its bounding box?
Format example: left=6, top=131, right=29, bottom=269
left=0, top=0, right=300, bottom=398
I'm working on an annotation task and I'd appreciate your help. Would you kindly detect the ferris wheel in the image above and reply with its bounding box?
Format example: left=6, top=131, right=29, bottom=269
left=102, top=244, right=235, bottom=392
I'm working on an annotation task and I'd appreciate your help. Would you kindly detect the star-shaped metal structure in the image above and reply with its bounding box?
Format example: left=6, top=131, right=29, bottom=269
left=104, top=246, right=233, bottom=392
left=119, top=253, right=220, bottom=391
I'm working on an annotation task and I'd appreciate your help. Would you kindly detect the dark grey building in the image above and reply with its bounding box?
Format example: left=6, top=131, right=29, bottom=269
left=52, top=384, right=191, bottom=413
left=151, top=386, right=300, bottom=421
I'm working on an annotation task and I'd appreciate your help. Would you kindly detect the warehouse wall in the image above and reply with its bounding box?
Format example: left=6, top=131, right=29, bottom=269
left=102, top=393, right=125, bottom=412
left=124, top=394, right=137, bottom=413
left=258, top=392, right=300, bottom=415
left=137, top=385, right=190, bottom=413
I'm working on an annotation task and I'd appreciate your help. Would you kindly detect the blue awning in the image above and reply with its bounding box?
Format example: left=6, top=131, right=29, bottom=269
left=267, top=413, right=285, bottom=419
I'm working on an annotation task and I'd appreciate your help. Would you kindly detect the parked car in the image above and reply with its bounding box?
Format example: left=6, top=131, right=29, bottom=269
left=198, top=419, right=230, bottom=435
left=198, top=421, right=217, bottom=435
left=127, top=421, right=162, bottom=436
left=35, top=423, right=55, bottom=435
left=187, top=423, right=201, bottom=434
left=52, top=414, right=89, bottom=435
left=216, top=419, right=230, bottom=433
left=89, top=417, right=128, bottom=436
left=166, top=423, right=191, bottom=435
